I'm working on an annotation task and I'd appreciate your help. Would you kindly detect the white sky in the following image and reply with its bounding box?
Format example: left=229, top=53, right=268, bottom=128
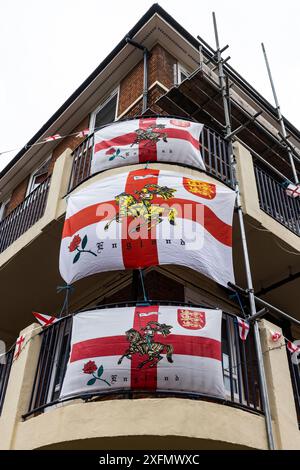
left=1, top=0, right=299, bottom=172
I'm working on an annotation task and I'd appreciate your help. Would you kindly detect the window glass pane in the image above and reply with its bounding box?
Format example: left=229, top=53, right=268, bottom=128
left=94, top=94, right=117, bottom=129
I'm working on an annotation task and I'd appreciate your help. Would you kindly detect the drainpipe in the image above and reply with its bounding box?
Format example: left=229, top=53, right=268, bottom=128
left=125, top=37, right=149, bottom=114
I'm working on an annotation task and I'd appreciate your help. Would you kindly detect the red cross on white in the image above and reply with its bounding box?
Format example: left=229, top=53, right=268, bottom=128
left=270, top=330, right=282, bottom=342
left=32, top=311, right=58, bottom=328
left=237, top=318, right=250, bottom=341
left=44, top=134, right=62, bottom=142
left=59, top=167, right=236, bottom=287
left=92, top=117, right=205, bottom=174
left=14, top=335, right=25, bottom=359
left=287, top=341, right=300, bottom=354
left=60, top=305, right=225, bottom=399
left=285, top=183, right=300, bottom=198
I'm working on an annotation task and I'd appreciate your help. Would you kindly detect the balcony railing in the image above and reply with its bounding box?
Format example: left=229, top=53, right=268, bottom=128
left=0, top=348, right=14, bottom=415
left=68, top=125, right=233, bottom=193
left=0, top=176, right=51, bottom=254
left=254, top=165, right=300, bottom=236
left=23, top=302, right=263, bottom=419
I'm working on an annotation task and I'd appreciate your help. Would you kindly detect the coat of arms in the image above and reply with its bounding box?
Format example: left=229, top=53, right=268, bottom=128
left=177, top=309, right=206, bottom=330
left=183, top=178, right=216, bottom=199
left=118, top=320, right=174, bottom=369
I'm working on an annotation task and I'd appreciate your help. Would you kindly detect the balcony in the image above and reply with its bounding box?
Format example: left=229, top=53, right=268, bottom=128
left=0, top=176, right=51, bottom=254
left=68, top=125, right=233, bottom=193
left=24, top=302, right=263, bottom=419
left=254, top=165, right=300, bottom=236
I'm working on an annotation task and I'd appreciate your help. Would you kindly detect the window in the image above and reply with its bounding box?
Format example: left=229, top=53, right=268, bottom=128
left=26, top=157, right=51, bottom=196
left=90, top=90, right=118, bottom=132
left=177, top=64, right=189, bottom=84
left=0, top=198, right=10, bottom=222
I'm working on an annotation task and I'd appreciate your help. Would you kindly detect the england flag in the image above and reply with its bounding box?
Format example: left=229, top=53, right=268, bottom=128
left=60, top=305, right=225, bottom=399
left=91, top=117, right=205, bottom=173
left=59, top=168, right=235, bottom=287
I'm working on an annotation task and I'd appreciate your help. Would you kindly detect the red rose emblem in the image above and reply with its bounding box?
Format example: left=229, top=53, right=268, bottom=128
left=68, top=234, right=81, bottom=252
left=83, top=360, right=98, bottom=374
left=105, top=148, right=116, bottom=155
left=170, top=119, right=191, bottom=128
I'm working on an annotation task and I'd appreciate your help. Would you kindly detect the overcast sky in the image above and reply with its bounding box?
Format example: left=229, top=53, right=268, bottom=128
left=1, top=0, right=299, bottom=171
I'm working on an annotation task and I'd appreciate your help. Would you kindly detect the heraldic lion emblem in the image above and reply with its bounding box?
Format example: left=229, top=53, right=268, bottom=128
left=118, top=320, right=174, bottom=369
left=104, top=183, right=177, bottom=233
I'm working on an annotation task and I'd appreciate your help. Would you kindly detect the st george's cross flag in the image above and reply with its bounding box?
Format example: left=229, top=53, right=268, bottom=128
left=59, top=305, right=225, bottom=399
left=91, top=117, right=205, bottom=174
left=285, top=182, right=300, bottom=198
left=59, top=168, right=235, bottom=286
left=32, top=311, right=58, bottom=328
left=237, top=318, right=250, bottom=341
left=287, top=341, right=300, bottom=354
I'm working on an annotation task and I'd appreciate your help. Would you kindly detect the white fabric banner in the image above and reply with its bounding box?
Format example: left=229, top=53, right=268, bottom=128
left=91, top=117, right=205, bottom=173
left=60, top=305, right=225, bottom=399
left=59, top=168, right=235, bottom=286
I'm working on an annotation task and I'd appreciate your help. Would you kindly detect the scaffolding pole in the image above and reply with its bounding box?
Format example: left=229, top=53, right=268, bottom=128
left=212, top=12, right=275, bottom=450
left=261, top=43, right=299, bottom=184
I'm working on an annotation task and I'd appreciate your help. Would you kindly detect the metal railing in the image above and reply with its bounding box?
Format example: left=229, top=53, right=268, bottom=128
left=0, top=176, right=51, bottom=254
left=0, top=348, right=14, bottom=415
left=254, top=165, right=300, bottom=236
left=24, top=303, right=263, bottom=419
left=67, top=124, right=233, bottom=193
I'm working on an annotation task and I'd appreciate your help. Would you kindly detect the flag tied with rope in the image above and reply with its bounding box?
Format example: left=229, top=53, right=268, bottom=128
left=60, top=305, right=225, bottom=399
left=91, top=117, right=205, bottom=174
left=287, top=341, right=300, bottom=354
left=59, top=168, right=235, bottom=286
left=32, top=312, right=58, bottom=328
left=285, top=183, right=300, bottom=198
left=237, top=318, right=250, bottom=341
left=270, top=330, right=282, bottom=342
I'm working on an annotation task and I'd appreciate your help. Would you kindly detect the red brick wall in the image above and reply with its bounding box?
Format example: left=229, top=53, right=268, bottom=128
left=118, top=44, right=176, bottom=116
left=6, top=176, right=30, bottom=215
left=48, top=116, right=90, bottom=175
left=6, top=45, right=175, bottom=213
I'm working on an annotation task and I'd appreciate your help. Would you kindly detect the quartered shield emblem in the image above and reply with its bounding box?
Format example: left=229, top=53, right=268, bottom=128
left=177, top=309, right=206, bottom=330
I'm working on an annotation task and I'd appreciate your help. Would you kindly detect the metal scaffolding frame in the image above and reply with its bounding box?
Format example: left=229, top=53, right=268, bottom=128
left=210, top=12, right=275, bottom=449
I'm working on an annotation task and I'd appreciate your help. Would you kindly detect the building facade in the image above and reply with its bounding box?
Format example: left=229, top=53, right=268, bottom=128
left=0, top=4, right=299, bottom=450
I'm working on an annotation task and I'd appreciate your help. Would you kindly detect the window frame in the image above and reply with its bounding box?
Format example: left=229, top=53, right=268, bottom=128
left=26, top=156, right=51, bottom=198
left=89, top=87, right=119, bottom=134
left=177, top=63, right=190, bottom=84
left=0, top=197, right=10, bottom=222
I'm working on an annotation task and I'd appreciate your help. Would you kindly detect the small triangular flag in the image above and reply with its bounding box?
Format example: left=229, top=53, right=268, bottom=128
left=270, top=330, right=282, bottom=342
left=32, top=311, right=58, bottom=327
left=287, top=341, right=300, bottom=354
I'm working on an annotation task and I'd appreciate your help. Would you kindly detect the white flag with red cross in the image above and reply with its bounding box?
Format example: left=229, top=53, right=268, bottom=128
left=237, top=318, right=250, bottom=341
left=285, top=183, right=300, bottom=198
left=91, top=117, right=205, bottom=174
left=32, top=311, right=58, bottom=328
left=60, top=305, right=225, bottom=399
left=59, top=168, right=235, bottom=287
left=287, top=341, right=300, bottom=354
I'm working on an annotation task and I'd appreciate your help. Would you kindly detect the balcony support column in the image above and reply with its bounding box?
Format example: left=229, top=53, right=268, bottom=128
left=212, top=11, right=275, bottom=449
left=258, top=319, right=300, bottom=449
left=0, top=323, right=42, bottom=450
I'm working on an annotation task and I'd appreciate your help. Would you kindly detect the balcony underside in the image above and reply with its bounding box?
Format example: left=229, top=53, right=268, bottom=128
left=13, top=398, right=268, bottom=450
